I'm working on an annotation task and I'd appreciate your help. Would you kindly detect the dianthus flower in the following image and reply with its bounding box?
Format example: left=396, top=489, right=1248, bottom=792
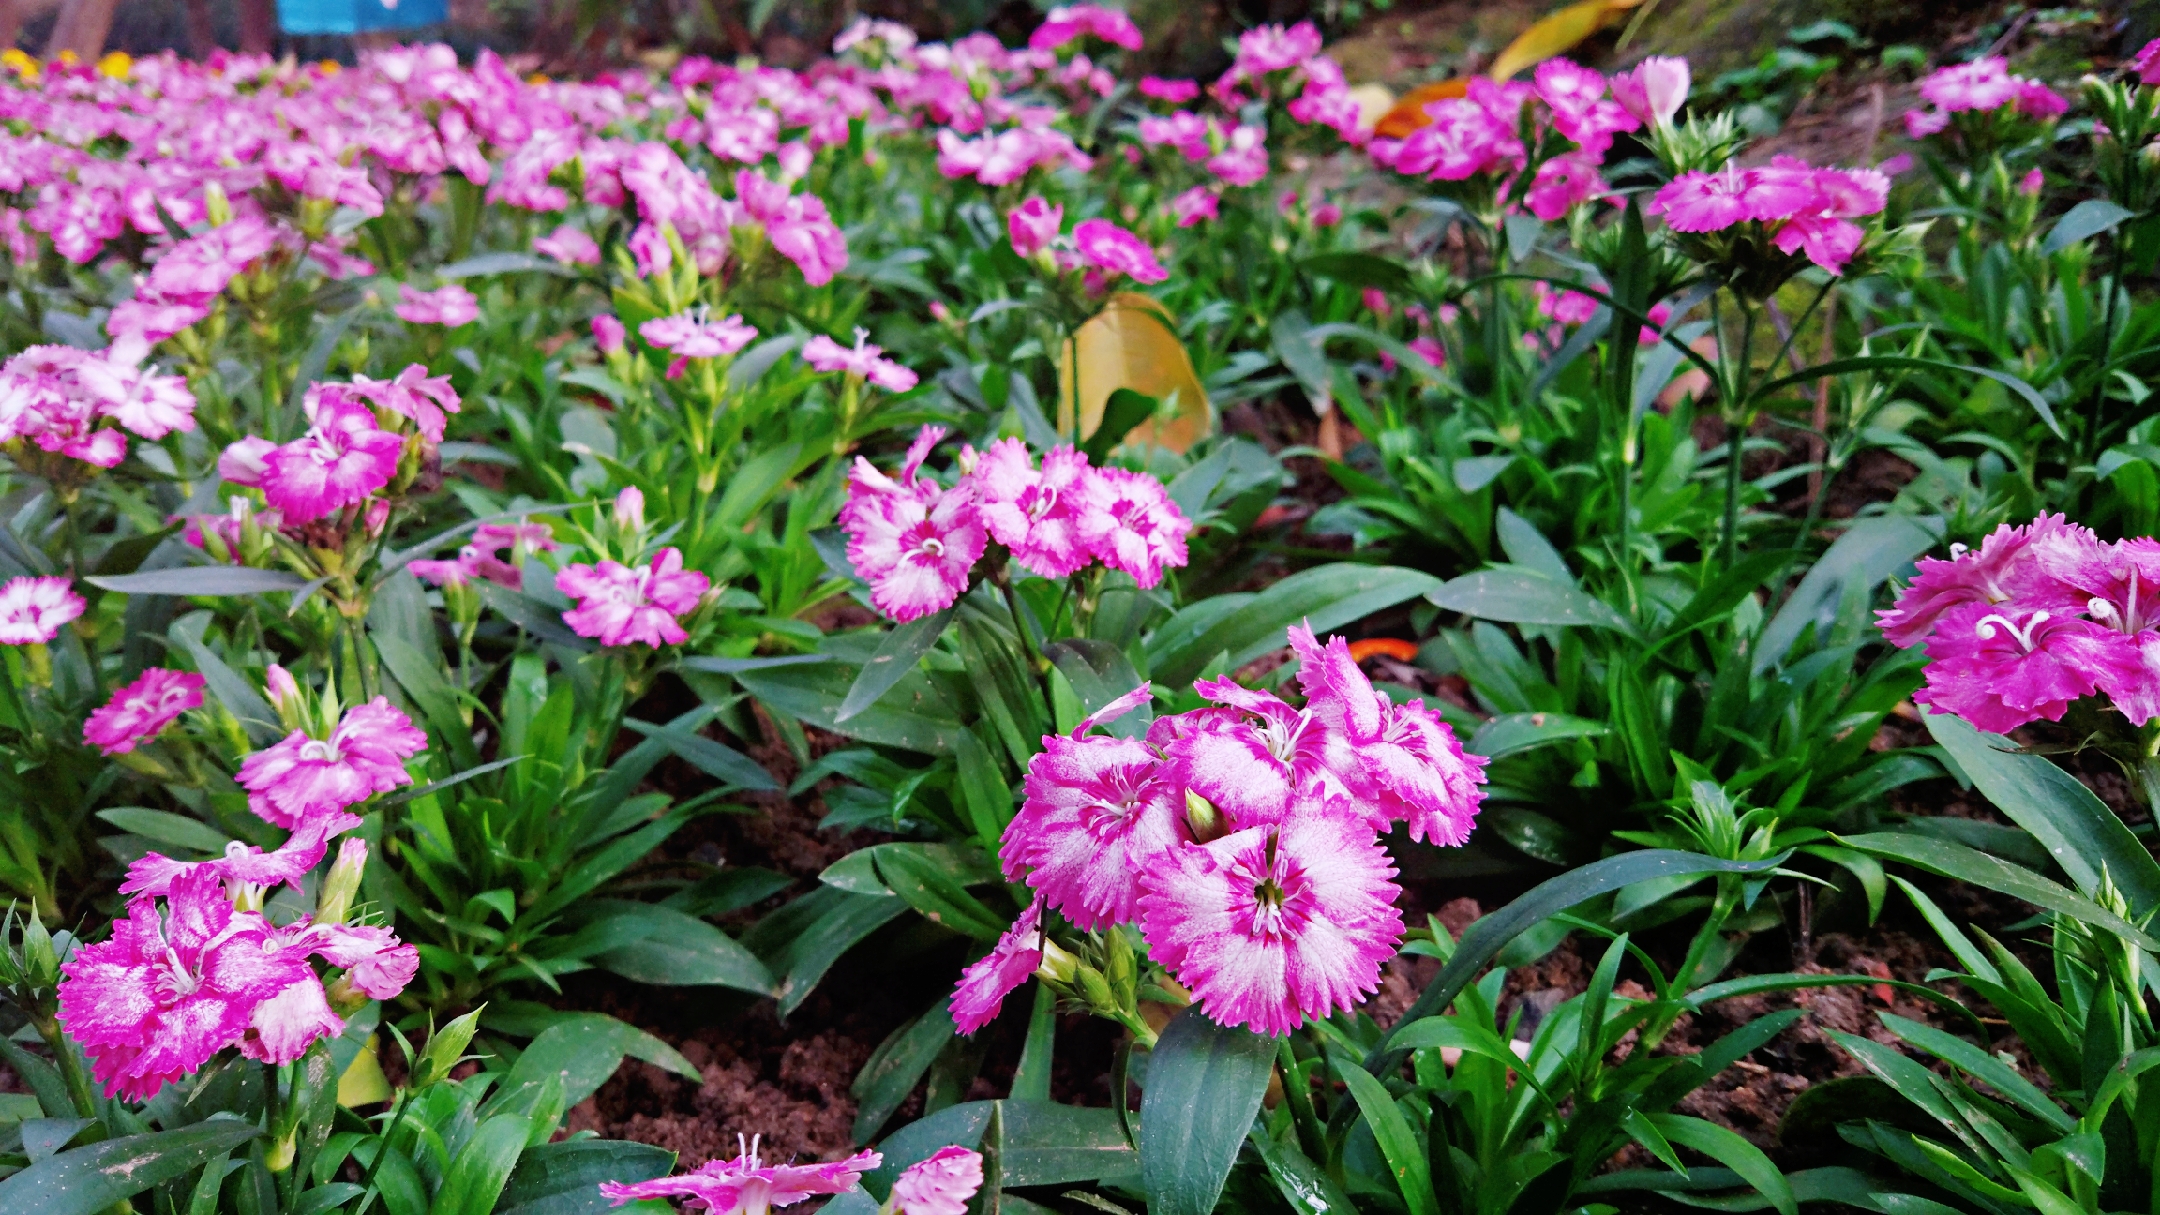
left=802, top=329, right=918, bottom=391
left=1231, top=22, right=1323, bottom=77
left=1030, top=5, right=1144, bottom=53
left=1914, top=600, right=2116, bottom=733
left=83, top=667, right=204, bottom=755
left=1137, top=804, right=1404, bottom=1036
left=1876, top=514, right=2089, bottom=648
left=1073, top=466, right=1191, bottom=587
left=891, top=1148, right=986, bottom=1215
left=393, top=283, right=479, bottom=326
left=600, top=1138, right=881, bottom=1214
left=0, top=575, right=84, bottom=644
left=533, top=224, right=601, bottom=265
left=1008, top=197, right=1063, bottom=258
left=966, top=439, right=1093, bottom=577
left=2136, top=38, right=2160, bottom=87
left=1610, top=56, right=1690, bottom=126
left=1070, top=218, right=1168, bottom=284
left=1004, top=685, right=1189, bottom=929
left=253, top=399, right=403, bottom=525
left=1651, top=163, right=1819, bottom=233
left=340, top=364, right=461, bottom=442
left=557, top=547, right=710, bottom=647
left=1291, top=624, right=1486, bottom=844
left=842, top=427, right=987, bottom=621
left=640, top=310, right=757, bottom=358
left=1171, top=186, right=1221, bottom=228
left=120, top=820, right=342, bottom=901
left=1140, top=77, right=1201, bottom=104
left=1388, top=97, right=1521, bottom=181
left=409, top=543, right=521, bottom=590
left=950, top=899, right=1046, bottom=1035
left=236, top=697, right=427, bottom=830
left=1207, top=125, right=1270, bottom=187
left=1164, top=675, right=1336, bottom=829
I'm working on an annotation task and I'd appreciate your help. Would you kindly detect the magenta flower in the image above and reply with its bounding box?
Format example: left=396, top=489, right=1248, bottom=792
left=1232, top=22, right=1323, bottom=76
left=1008, top=197, right=1064, bottom=258
left=557, top=547, right=710, bottom=647
left=1165, top=677, right=1336, bottom=829
left=891, top=1148, right=986, bottom=1215
left=533, top=224, right=601, bottom=265
left=1610, top=56, right=1690, bottom=126
left=844, top=484, right=986, bottom=622
left=1651, top=164, right=1817, bottom=233
left=1876, top=514, right=2091, bottom=648
left=2136, top=38, right=2160, bottom=86
left=1206, top=125, right=1270, bottom=187
left=1005, top=684, right=1188, bottom=929
left=600, top=1141, right=880, bottom=1214
left=1291, top=624, right=1486, bottom=844
left=218, top=435, right=278, bottom=488
left=0, top=576, right=84, bottom=644
left=83, top=667, right=204, bottom=756
left=1030, top=4, right=1144, bottom=52
left=236, top=697, right=428, bottom=830
left=393, top=283, right=479, bottom=326
left=1140, top=77, right=1201, bottom=103
left=343, top=364, right=461, bottom=442
left=410, top=544, right=521, bottom=590
left=640, top=310, right=758, bottom=358
left=802, top=329, right=919, bottom=392
left=951, top=900, right=1046, bottom=1035
left=1525, top=154, right=1606, bottom=221
left=72, top=347, right=198, bottom=440
left=1074, top=467, right=1192, bottom=588
left=1171, top=186, right=1221, bottom=228
left=1138, top=807, right=1404, bottom=1036
left=288, top=920, right=420, bottom=1001
left=1389, top=98, right=1521, bottom=181
left=1071, top=218, right=1168, bottom=284
left=1914, top=601, right=2116, bottom=734
left=969, top=439, right=1094, bottom=578
left=256, top=400, right=403, bottom=525
left=57, top=870, right=307, bottom=1100
left=120, top=821, right=342, bottom=901
left=1918, top=57, right=2021, bottom=113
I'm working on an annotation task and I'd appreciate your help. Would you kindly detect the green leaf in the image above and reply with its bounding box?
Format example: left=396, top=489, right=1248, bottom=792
left=1085, top=389, right=1160, bottom=463
left=820, top=842, right=1000, bottom=896
left=873, top=847, right=1007, bottom=940
left=745, top=887, right=909, bottom=1015
left=94, top=807, right=228, bottom=854
left=852, top=1004, right=959, bottom=1144
left=436, top=251, right=574, bottom=278
left=1756, top=515, right=1939, bottom=673
left=1374, top=851, right=1787, bottom=1065
left=501, top=1013, right=703, bottom=1109
left=1043, top=639, right=1149, bottom=738
left=1426, top=568, right=1634, bottom=632
left=0, top=1120, right=261, bottom=1215
left=1642, top=1115, right=1795, bottom=1215
left=1298, top=251, right=1412, bottom=293
left=429, top=1113, right=532, bottom=1215
left=853, top=1101, right=1138, bottom=1204
left=169, top=612, right=280, bottom=744
left=1922, top=710, right=2160, bottom=914
left=1468, top=712, right=1608, bottom=760
left=837, top=608, right=956, bottom=724
left=1148, top=564, right=1444, bottom=687
left=1754, top=356, right=2062, bottom=439
left=1245, top=1126, right=1360, bottom=1215
left=2042, top=198, right=2136, bottom=254
left=1339, top=1062, right=1438, bottom=1215
left=738, top=661, right=966, bottom=755
left=1840, top=831, right=2160, bottom=951
left=1876, top=1013, right=2072, bottom=1132
left=86, top=567, right=312, bottom=596
left=580, top=903, right=775, bottom=994
left=619, top=719, right=778, bottom=791
left=496, top=1140, right=677, bottom=1215
left=1138, top=1008, right=1276, bottom=1215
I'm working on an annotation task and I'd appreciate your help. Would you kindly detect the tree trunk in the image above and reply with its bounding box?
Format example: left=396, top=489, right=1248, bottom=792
left=183, top=0, right=217, bottom=56
left=237, top=0, right=275, bottom=55
left=0, top=0, right=23, bottom=54
left=44, top=0, right=117, bottom=59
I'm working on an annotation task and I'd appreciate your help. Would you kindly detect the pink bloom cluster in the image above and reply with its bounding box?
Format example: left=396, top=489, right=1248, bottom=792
left=1138, top=112, right=1271, bottom=187
left=0, top=339, right=196, bottom=469
left=600, top=1137, right=880, bottom=1213
left=557, top=547, right=711, bottom=647
left=1881, top=516, right=2160, bottom=733
left=394, top=283, right=479, bottom=326
left=0, top=575, right=85, bottom=644
left=1650, top=157, right=1889, bottom=274
left=958, top=623, right=1485, bottom=1036
left=1030, top=5, right=1144, bottom=54
left=83, top=667, right=204, bottom=755
left=936, top=123, right=1092, bottom=187
left=57, top=866, right=416, bottom=1099
left=803, top=328, right=919, bottom=391
left=410, top=519, right=559, bottom=590
left=1903, top=56, right=2069, bottom=139
left=1211, top=23, right=1363, bottom=142
left=1372, top=61, right=1638, bottom=221
left=238, top=693, right=428, bottom=831
left=223, top=367, right=457, bottom=526
left=842, top=427, right=1192, bottom=621
left=1004, top=199, right=1168, bottom=284
left=2136, top=39, right=2160, bottom=87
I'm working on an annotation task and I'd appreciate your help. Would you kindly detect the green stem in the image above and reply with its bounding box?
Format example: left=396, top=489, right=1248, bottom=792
left=2085, top=232, right=2129, bottom=481
left=30, top=1012, right=100, bottom=1121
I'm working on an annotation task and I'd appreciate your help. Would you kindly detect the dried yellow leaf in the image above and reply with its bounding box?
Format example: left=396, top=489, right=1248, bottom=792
left=1487, top=0, right=1645, bottom=84
left=1056, top=293, right=1211, bottom=455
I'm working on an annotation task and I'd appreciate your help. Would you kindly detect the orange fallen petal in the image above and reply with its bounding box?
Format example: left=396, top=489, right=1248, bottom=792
left=1373, top=79, right=1470, bottom=140
left=1348, top=638, right=1420, bottom=663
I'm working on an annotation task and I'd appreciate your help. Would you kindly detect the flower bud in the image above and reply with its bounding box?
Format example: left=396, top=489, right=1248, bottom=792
left=316, top=838, right=368, bottom=926
left=1104, top=926, right=1137, bottom=1008
left=1185, top=789, right=1228, bottom=843
left=1076, top=964, right=1116, bottom=1012
left=592, top=313, right=626, bottom=356
left=264, top=663, right=304, bottom=729
left=363, top=498, right=391, bottom=538
left=613, top=485, right=645, bottom=533
left=1036, top=936, right=1080, bottom=984
left=412, top=1006, right=486, bottom=1089
left=205, top=181, right=232, bottom=227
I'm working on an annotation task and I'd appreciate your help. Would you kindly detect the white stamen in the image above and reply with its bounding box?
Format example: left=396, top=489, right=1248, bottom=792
left=1975, top=610, right=2050, bottom=651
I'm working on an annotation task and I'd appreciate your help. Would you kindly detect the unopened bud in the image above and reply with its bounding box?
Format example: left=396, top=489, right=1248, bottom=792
left=1186, top=790, right=1227, bottom=842
left=592, top=313, right=626, bottom=356
left=205, top=181, right=232, bottom=227
left=613, top=485, right=645, bottom=533
left=1036, top=937, right=1080, bottom=984
left=1104, top=927, right=1136, bottom=1007
left=363, top=498, right=391, bottom=538
left=264, top=663, right=304, bottom=730
left=1076, top=964, right=1116, bottom=1012
left=316, top=838, right=368, bottom=926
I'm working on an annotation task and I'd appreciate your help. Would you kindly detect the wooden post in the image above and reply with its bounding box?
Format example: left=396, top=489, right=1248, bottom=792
left=0, top=0, right=23, bottom=53
left=237, top=0, right=275, bottom=54
left=184, top=0, right=217, bottom=56
left=43, top=0, right=117, bottom=59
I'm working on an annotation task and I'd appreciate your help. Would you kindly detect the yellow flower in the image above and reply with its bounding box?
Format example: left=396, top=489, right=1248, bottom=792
left=0, top=49, right=38, bottom=81
left=95, top=51, right=131, bottom=78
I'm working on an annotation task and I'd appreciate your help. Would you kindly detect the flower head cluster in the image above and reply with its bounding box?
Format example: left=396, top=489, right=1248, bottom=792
left=557, top=547, right=712, bottom=648
left=967, top=623, right=1485, bottom=1036
left=0, top=340, right=197, bottom=469
left=57, top=865, right=416, bottom=1099
left=83, top=667, right=204, bottom=755
left=1004, top=199, right=1168, bottom=284
left=1372, top=61, right=1637, bottom=222
left=802, top=328, right=919, bottom=392
left=936, top=124, right=1092, bottom=187
left=237, top=691, right=428, bottom=832
left=842, top=427, right=1192, bottom=621
left=1904, top=56, right=2068, bottom=140
left=410, top=519, right=558, bottom=590
left=1650, top=156, right=1889, bottom=277
left=1881, top=516, right=2160, bottom=733
left=394, top=283, right=479, bottom=326
left=599, top=1136, right=881, bottom=1213
left=1030, top=5, right=1143, bottom=54
left=222, top=369, right=454, bottom=527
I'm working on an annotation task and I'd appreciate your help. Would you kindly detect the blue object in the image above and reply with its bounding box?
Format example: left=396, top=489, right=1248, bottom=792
left=275, top=0, right=449, bottom=34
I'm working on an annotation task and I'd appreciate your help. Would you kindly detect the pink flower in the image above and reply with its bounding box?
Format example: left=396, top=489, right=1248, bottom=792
left=1610, top=56, right=1690, bottom=126
left=1140, top=77, right=1201, bottom=104
left=256, top=400, right=403, bottom=525
left=2020, top=168, right=2045, bottom=196
left=601, top=1140, right=881, bottom=1213
left=1390, top=99, right=1521, bottom=181
left=1075, top=466, right=1192, bottom=587
left=0, top=576, right=84, bottom=644
left=2014, top=79, right=2069, bottom=119
left=1071, top=218, right=1168, bottom=284
left=891, top=1147, right=985, bottom=1215
left=218, top=435, right=278, bottom=488
left=1876, top=515, right=2091, bottom=648
left=640, top=310, right=757, bottom=358
left=393, top=283, right=479, bottom=326
left=1009, top=197, right=1064, bottom=258
left=1030, top=5, right=1144, bottom=53
left=1405, top=337, right=1446, bottom=368
left=950, top=900, right=1045, bottom=1035
left=57, top=870, right=307, bottom=1100
left=1525, top=154, right=1605, bottom=220
left=343, top=364, right=461, bottom=442
left=288, top=920, right=419, bottom=1001
left=1138, top=806, right=1404, bottom=1036
left=1165, top=677, right=1336, bottom=829
left=557, top=547, right=710, bottom=647
left=236, top=697, right=428, bottom=830
left=1534, top=283, right=1600, bottom=325
left=533, top=225, right=601, bottom=265
left=1232, top=23, right=1323, bottom=77
left=409, top=544, right=521, bottom=590
left=1291, top=624, right=1486, bottom=844
left=593, top=314, right=627, bottom=355
left=968, top=439, right=1095, bottom=577
left=1004, top=684, right=1188, bottom=928
left=1903, top=108, right=1951, bottom=139
left=121, top=819, right=344, bottom=901
left=1206, top=125, right=1270, bottom=187
left=1652, top=164, right=1818, bottom=233
left=2135, top=38, right=2160, bottom=86
left=802, top=329, right=919, bottom=392
left=1919, top=57, right=2020, bottom=114
left=72, top=346, right=198, bottom=440
left=843, top=481, right=986, bottom=622
left=83, top=668, right=204, bottom=755
left=1914, top=600, right=2115, bottom=733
